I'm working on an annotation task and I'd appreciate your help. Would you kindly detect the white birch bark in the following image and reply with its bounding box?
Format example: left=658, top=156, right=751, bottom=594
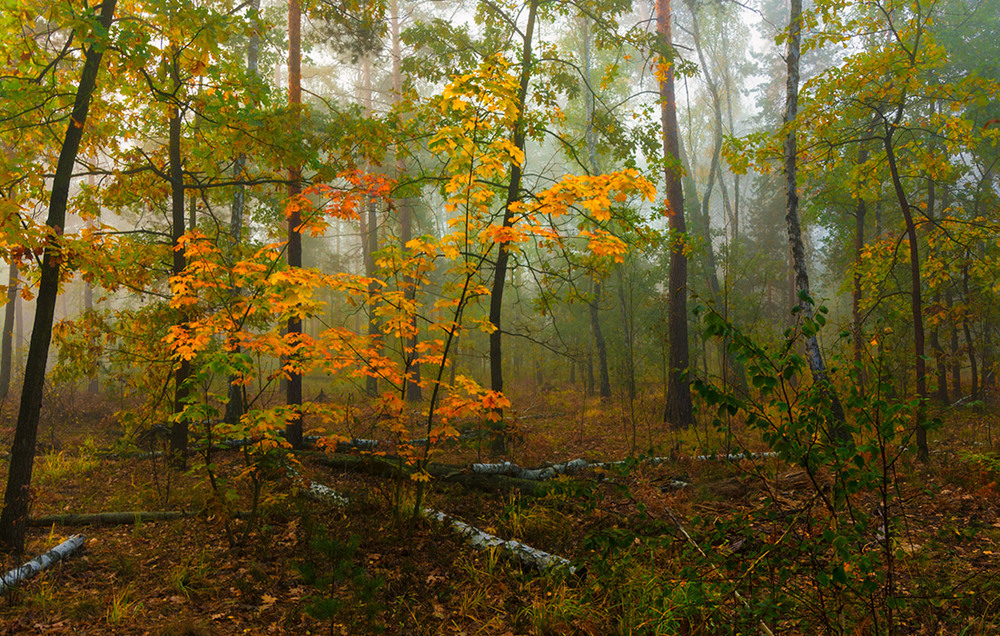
left=0, top=534, right=85, bottom=592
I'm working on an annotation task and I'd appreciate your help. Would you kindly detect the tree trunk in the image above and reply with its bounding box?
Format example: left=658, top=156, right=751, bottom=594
left=0, top=263, right=17, bottom=400
left=358, top=58, right=381, bottom=397
left=883, top=115, right=929, bottom=461
left=948, top=288, right=961, bottom=396
left=852, top=145, right=869, bottom=394
left=224, top=0, right=260, bottom=426
left=657, top=0, right=693, bottom=428
left=0, top=534, right=85, bottom=592
left=169, top=60, right=190, bottom=467
left=962, top=264, right=978, bottom=400
left=783, top=0, right=849, bottom=443
left=580, top=16, right=611, bottom=401
left=487, top=0, right=538, bottom=439
left=285, top=0, right=304, bottom=450
left=391, top=0, right=421, bottom=403
left=590, top=281, right=611, bottom=399
left=617, top=271, right=636, bottom=402
left=683, top=2, right=747, bottom=394
left=0, top=0, right=116, bottom=553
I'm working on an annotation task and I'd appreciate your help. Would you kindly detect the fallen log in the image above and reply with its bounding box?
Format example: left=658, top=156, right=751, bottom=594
left=0, top=534, right=85, bottom=592
left=313, top=453, right=549, bottom=495
left=301, top=475, right=574, bottom=576
left=426, top=510, right=578, bottom=575
left=305, top=482, right=349, bottom=506
left=468, top=451, right=777, bottom=483
left=30, top=511, right=196, bottom=526
left=471, top=458, right=589, bottom=480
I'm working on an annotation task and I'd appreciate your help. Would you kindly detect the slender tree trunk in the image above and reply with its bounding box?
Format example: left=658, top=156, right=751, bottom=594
left=962, top=264, right=978, bottom=400
left=83, top=278, right=98, bottom=394
left=14, top=279, right=21, bottom=372
left=364, top=197, right=379, bottom=396
left=488, top=0, right=538, bottom=429
left=590, top=281, right=611, bottom=399
left=285, top=0, right=304, bottom=449
left=581, top=18, right=611, bottom=401
left=883, top=116, right=929, bottom=461
left=684, top=1, right=747, bottom=394
left=167, top=50, right=191, bottom=467
left=852, top=145, right=869, bottom=393
left=0, top=264, right=17, bottom=400
left=224, top=0, right=260, bottom=425
left=357, top=59, right=381, bottom=397
left=390, top=0, right=421, bottom=403
left=617, top=271, right=637, bottom=402
left=783, top=0, right=849, bottom=443
left=0, top=0, right=116, bottom=553
left=657, top=0, right=693, bottom=427
left=948, top=288, right=961, bottom=396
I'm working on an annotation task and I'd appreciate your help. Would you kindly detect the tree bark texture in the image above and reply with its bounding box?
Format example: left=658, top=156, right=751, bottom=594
left=0, top=534, right=85, bottom=592
left=657, top=0, right=693, bottom=428
left=0, top=0, right=117, bottom=553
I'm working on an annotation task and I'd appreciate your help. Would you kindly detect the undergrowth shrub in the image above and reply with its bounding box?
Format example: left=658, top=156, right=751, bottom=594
left=681, top=304, right=940, bottom=634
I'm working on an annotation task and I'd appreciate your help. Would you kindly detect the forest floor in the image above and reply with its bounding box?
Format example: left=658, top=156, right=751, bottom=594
left=0, top=384, right=999, bottom=635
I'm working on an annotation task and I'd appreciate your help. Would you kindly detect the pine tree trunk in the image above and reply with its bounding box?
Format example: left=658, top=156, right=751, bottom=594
left=0, top=0, right=116, bottom=553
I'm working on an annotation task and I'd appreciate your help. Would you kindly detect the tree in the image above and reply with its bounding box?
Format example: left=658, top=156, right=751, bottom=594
left=780, top=0, right=848, bottom=444
left=487, top=0, right=539, bottom=425
left=0, top=0, right=117, bottom=553
left=286, top=0, right=304, bottom=450
left=657, top=0, right=694, bottom=428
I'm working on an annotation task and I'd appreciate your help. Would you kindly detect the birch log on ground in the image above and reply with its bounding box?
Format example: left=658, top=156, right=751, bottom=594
left=302, top=476, right=575, bottom=575
left=426, top=510, right=578, bottom=575
left=0, top=534, right=85, bottom=592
